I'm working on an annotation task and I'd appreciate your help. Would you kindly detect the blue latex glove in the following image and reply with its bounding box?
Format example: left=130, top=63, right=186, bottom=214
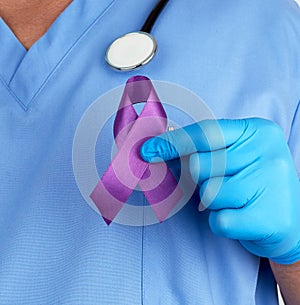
left=140, top=118, right=300, bottom=265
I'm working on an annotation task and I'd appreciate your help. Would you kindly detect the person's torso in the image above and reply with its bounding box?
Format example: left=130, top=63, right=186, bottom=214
left=1, top=0, right=300, bottom=304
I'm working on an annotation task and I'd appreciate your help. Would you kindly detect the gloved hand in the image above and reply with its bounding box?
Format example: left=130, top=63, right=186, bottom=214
left=140, top=118, right=300, bottom=265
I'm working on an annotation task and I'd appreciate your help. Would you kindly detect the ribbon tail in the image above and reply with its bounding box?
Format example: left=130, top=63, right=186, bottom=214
left=149, top=187, right=183, bottom=223
left=139, top=166, right=184, bottom=222
left=90, top=181, right=126, bottom=225
left=90, top=156, right=139, bottom=225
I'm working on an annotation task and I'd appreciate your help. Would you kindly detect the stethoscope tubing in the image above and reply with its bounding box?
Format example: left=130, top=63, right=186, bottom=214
left=105, top=0, right=170, bottom=71
left=141, top=0, right=170, bottom=33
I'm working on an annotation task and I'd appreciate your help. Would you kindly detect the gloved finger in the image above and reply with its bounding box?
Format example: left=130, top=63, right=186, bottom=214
left=140, top=119, right=249, bottom=162
left=141, top=118, right=286, bottom=164
left=208, top=207, right=269, bottom=241
left=188, top=145, right=257, bottom=185
left=199, top=170, right=259, bottom=210
left=189, top=151, right=228, bottom=184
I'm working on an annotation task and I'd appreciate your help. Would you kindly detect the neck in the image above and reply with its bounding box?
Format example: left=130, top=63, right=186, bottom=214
left=0, top=0, right=72, bottom=49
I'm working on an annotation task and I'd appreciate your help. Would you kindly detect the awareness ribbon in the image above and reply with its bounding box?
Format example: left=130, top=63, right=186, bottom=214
left=90, top=76, right=183, bottom=225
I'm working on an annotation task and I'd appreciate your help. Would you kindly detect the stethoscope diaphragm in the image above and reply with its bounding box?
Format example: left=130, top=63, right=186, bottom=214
left=105, top=31, right=157, bottom=71
left=105, top=0, right=169, bottom=71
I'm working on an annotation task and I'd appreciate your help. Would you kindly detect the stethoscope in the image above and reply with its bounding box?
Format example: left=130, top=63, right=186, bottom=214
left=106, top=0, right=169, bottom=71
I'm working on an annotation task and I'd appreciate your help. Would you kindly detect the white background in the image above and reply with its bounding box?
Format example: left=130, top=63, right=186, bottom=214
left=278, top=286, right=284, bottom=305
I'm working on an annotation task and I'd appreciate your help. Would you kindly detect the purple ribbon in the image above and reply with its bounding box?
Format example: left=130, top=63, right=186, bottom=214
left=90, top=76, right=183, bottom=225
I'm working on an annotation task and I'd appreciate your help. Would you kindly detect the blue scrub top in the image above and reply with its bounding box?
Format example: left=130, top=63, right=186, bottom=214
left=0, top=0, right=300, bottom=304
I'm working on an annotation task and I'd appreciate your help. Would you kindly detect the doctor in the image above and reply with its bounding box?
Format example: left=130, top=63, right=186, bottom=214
left=0, top=0, right=300, bottom=305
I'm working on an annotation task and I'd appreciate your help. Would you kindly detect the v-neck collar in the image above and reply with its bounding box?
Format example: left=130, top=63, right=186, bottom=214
left=0, top=18, right=26, bottom=84
left=0, top=0, right=117, bottom=110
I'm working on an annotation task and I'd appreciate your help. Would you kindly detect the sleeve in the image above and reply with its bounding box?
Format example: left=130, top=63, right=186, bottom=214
left=288, top=101, right=300, bottom=177
left=285, top=1, right=300, bottom=177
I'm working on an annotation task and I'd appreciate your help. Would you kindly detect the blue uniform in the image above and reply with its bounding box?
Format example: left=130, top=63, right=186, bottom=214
left=0, top=0, right=300, bottom=304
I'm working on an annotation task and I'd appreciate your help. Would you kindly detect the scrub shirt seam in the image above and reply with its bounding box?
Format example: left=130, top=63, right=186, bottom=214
left=288, top=99, right=300, bottom=137
left=288, top=99, right=300, bottom=178
left=248, top=257, right=261, bottom=305
left=288, top=100, right=300, bottom=142
left=8, top=52, right=27, bottom=86
left=202, top=240, right=216, bottom=305
left=24, top=0, right=118, bottom=110
left=0, top=75, right=27, bottom=110
left=141, top=195, right=146, bottom=305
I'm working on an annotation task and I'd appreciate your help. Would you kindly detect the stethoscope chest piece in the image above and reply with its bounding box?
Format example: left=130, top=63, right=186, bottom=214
left=106, top=31, right=157, bottom=71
